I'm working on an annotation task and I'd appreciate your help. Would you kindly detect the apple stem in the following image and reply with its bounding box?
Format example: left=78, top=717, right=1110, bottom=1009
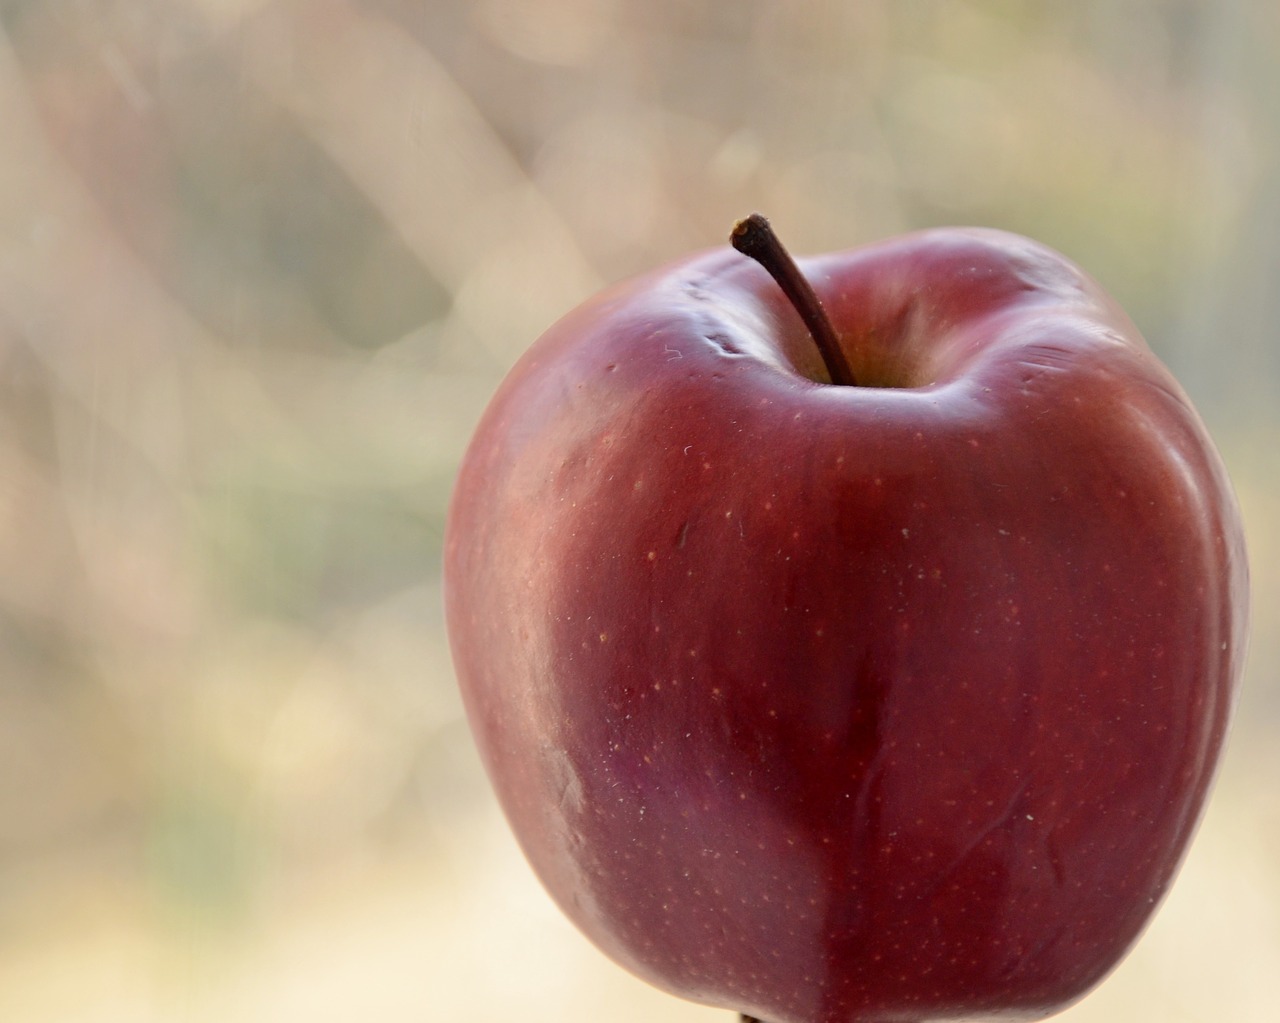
left=730, top=213, right=857, bottom=387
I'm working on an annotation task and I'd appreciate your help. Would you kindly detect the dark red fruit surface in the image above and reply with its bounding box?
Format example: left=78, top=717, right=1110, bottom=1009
left=444, top=227, right=1248, bottom=1023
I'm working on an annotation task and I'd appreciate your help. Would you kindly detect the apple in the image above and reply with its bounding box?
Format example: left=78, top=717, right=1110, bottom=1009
left=443, top=215, right=1248, bottom=1023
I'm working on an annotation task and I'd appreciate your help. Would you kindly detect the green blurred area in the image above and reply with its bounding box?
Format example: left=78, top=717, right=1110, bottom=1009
left=0, top=2, right=1277, bottom=1020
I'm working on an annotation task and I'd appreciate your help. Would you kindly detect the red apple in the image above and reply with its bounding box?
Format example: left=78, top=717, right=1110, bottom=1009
left=443, top=216, right=1248, bottom=1023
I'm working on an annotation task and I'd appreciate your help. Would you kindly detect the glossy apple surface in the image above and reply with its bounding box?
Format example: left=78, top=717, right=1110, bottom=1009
left=443, top=227, right=1248, bottom=1023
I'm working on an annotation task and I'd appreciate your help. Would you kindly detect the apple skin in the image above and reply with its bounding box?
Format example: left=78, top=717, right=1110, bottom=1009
left=443, top=228, right=1248, bottom=1023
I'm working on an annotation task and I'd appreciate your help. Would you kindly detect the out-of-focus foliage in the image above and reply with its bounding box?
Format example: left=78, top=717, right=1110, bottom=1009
left=0, top=2, right=1276, bottom=1020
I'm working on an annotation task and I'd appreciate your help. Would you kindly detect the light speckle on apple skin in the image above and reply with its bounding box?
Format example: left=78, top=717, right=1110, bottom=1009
left=444, top=228, right=1248, bottom=1023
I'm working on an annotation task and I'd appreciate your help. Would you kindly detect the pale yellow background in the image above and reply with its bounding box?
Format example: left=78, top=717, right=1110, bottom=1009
left=0, top=2, right=1277, bottom=1021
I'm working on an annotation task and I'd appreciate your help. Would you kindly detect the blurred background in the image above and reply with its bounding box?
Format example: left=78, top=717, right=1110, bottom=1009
left=0, top=1, right=1276, bottom=1020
